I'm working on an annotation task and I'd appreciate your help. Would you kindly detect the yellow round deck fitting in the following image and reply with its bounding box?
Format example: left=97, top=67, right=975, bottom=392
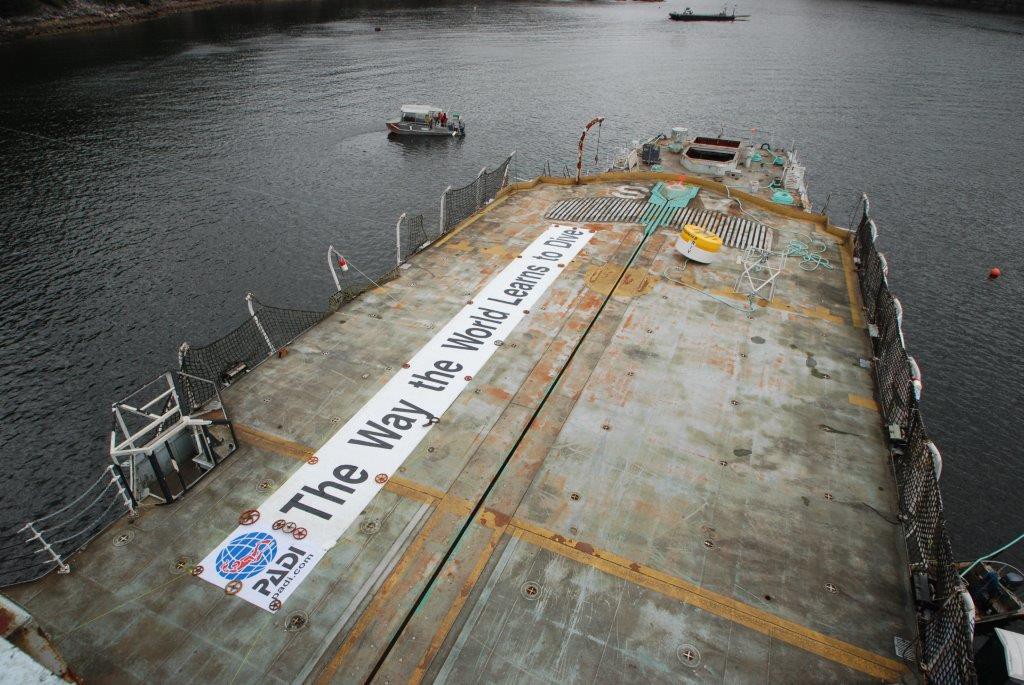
left=676, top=224, right=723, bottom=263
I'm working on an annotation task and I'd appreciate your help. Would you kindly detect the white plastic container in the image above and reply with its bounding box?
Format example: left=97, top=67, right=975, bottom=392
left=671, top=127, right=688, bottom=143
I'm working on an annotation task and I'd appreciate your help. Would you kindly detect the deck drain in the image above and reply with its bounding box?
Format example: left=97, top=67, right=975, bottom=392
left=825, top=582, right=839, bottom=594
left=284, top=611, right=309, bottom=632
left=257, top=479, right=274, bottom=491
left=359, top=519, right=381, bottom=536
left=170, top=556, right=193, bottom=574
left=569, top=492, right=581, bottom=502
left=330, top=416, right=342, bottom=424
left=676, top=644, right=701, bottom=668
left=824, top=492, right=834, bottom=501
left=520, top=581, right=543, bottom=600
left=112, top=530, right=135, bottom=547
left=703, top=539, right=715, bottom=549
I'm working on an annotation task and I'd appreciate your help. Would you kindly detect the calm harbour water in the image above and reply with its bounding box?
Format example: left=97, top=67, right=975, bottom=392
left=1, top=0, right=1021, bottom=567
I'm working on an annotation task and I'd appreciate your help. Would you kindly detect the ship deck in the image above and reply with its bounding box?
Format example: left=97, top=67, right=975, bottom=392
left=6, top=177, right=918, bottom=683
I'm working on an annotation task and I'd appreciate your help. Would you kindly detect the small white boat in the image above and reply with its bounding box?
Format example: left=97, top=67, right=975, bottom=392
left=386, top=105, right=465, bottom=137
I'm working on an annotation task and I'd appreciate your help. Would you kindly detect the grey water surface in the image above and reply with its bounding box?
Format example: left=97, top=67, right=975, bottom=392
left=1, top=0, right=1022, bottom=567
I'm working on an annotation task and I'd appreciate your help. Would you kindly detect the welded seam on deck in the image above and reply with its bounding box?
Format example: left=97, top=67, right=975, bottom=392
left=359, top=226, right=657, bottom=683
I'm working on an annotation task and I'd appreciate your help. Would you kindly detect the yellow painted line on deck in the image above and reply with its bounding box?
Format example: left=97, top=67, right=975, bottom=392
left=709, top=289, right=848, bottom=326
left=409, top=524, right=506, bottom=685
left=236, top=435, right=902, bottom=681
left=506, top=518, right=906, bottom=682
left=233, top=424, right=457, bottom=507
left=848, top=394, right=880, bottom=412
left=839, top=242, right=866, bottom=328
left=233, top=423, right=314, bottom=462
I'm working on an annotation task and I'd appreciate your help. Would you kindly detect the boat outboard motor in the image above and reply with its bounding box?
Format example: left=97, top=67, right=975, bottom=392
left=1004, top=570, right=1024, bottom=591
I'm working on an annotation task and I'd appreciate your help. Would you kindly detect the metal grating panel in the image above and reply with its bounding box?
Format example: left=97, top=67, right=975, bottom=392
left=544, top=198, right=771, bottom=252
left=545, top=197, right=647, bottom=223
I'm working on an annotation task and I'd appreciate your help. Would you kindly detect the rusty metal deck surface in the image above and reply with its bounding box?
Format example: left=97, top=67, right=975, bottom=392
left=5, top=179, right=918, bottom=683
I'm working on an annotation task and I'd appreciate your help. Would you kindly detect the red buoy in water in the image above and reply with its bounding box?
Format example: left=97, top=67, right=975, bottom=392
left=989, top=267, right=1002, bottom=279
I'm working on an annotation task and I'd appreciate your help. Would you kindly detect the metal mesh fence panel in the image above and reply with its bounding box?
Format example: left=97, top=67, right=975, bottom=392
left=851, top=200, right=976, bottom=684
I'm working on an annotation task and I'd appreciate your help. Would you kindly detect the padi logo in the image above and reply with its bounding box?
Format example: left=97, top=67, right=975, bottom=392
left=216, top=532, right=278, bottom=581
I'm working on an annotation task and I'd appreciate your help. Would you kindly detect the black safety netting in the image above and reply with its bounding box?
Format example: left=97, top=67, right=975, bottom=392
left=440, top=154, right=512, bottom=233
left=179, top=315, right=271, bottom=411
left=398, top=214, right=433, bottom=264
left=251, top=296, right=328, bottom=351
left=853, top=196, right=976, bottom=684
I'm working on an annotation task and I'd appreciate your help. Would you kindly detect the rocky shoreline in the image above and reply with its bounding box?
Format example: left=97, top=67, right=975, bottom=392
left=0, top=0, right=282, bottom=41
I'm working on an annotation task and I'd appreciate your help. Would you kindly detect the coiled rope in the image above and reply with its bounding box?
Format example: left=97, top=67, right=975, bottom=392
left=784, top=237, right=834, bottom=271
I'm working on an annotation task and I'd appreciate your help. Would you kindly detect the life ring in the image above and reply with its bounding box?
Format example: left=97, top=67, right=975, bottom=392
left=927, top=441, right=942, bottom=480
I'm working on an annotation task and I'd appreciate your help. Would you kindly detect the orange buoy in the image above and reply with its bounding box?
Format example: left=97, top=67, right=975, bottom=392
left=989, top=267, right=1002, bottom=279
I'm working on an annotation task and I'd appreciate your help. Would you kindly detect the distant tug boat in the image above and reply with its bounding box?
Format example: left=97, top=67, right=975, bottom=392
left=669, top=6, right=747, bottom=21
left=386, top=104, right=465, bottom=137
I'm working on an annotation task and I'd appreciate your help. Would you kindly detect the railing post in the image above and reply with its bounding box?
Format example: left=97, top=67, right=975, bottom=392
left=440, top=185, right=452, bottom=234
left=110, top=463, right=138, bottom=513
left=327, top=245, right=343, bottom=292
left=245, top=292, right=276, bottom=356
left=476, top=167, right=486, bottom=210
left=396, top=213, right=406, bottom=267
left=504, top=151, right=515, bottom=189
left=21, top=522, right=70, bottom=575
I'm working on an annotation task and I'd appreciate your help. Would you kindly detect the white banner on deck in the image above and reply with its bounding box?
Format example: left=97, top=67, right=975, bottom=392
left=198, top=225, right=593, bottom=611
